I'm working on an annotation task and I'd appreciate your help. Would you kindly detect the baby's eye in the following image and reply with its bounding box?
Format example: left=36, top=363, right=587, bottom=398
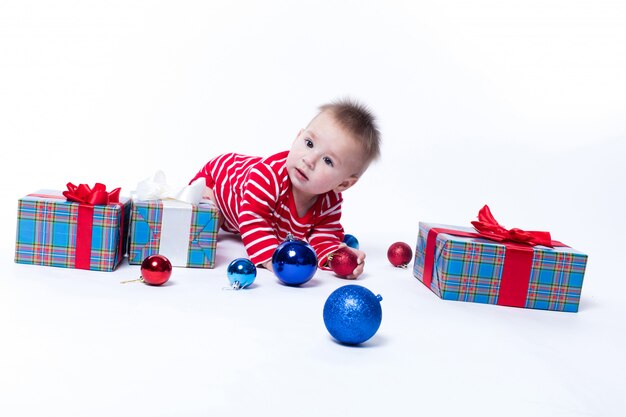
left=323, top=156, right=334, bottom=167
left=305, top=138, right=313, bottom=148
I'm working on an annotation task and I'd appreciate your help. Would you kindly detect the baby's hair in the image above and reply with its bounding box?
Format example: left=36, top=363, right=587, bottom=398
left=318, top=98, right=381, bottom=172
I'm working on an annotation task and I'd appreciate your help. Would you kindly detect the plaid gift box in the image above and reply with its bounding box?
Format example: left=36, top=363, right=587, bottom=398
left=413, top=215, right=588, bottom=312
left=128, top=199, right=219, bottom=268
left=15, top=189, right=130, bottom=271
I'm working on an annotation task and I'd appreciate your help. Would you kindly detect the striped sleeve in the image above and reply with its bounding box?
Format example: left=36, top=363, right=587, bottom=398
left=238, top=162, right=281, bottom=266
left=308, top=193, right=344, bottom=269
left=189, top=158, right=216, bottom=188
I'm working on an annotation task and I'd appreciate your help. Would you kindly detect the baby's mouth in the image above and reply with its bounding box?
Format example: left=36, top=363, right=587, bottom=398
left=296, top=168, right=309, bottom=181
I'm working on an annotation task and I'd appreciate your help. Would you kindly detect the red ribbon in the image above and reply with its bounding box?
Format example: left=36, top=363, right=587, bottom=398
left=65, top=183, right=123, bottom=270
left=422, top=205, right=565, bottom=308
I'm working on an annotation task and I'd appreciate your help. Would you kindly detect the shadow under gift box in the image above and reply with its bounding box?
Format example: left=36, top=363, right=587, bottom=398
left=413, top=222, right=588, bottom=312
left=15, top=190, right=130, bottom=272
left=127, top=199, right=219, bottom=268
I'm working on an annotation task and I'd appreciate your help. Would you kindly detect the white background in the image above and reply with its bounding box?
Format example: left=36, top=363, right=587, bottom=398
left=1, top=1, right=625, bottom=416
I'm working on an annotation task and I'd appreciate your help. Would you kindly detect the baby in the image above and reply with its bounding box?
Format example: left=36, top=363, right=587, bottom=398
left=190, top=99, right=380, bottom=279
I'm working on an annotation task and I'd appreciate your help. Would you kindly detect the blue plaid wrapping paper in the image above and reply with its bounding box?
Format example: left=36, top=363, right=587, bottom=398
left=128, top=199, right=219, bottom=268
left=413, top=222, right=588, bottom=312
left=15, top=190, right=130, bottom=271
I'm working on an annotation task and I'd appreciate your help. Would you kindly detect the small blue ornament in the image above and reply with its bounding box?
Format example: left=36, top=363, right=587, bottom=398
left=343, top=234, right=360, bottom=250
left=323, top=285, right=383, bottom=345
left=227, top=258, right=257, bottom=290
left=271, top=235, right=318, bottom=286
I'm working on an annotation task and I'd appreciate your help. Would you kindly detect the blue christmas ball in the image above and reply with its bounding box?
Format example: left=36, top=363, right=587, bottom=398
left=323, top=285, right=383, bottom=345
left=343, top=234, right=360, bottom=250
left=271, top=237, right=318, bottom=286
left=227, top=258, right=257, bottom=289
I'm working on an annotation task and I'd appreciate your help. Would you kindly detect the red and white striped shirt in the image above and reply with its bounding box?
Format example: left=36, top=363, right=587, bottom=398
left=190, top=151, right=344, bottom=268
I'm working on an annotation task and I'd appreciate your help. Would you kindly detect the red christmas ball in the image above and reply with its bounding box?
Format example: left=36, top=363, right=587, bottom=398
left=140, top=254, right=172, bottom=286
left=387, top=242, right=412, bottom=268
left=329, top=248, right=359, bottom=278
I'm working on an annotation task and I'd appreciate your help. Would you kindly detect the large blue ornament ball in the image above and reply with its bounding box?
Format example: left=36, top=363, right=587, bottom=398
left=323, top=285, right=383, bottom=345
left=227, top=258, right=257, bottom=289
left=271, top=238, right=318, bottom=286
left=343, top=234, right=360, bottom=250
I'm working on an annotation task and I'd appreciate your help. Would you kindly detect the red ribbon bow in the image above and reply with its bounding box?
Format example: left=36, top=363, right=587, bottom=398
left=63, top=182, right=121, bottom=205
left=471, top=205, right=553, bottom=247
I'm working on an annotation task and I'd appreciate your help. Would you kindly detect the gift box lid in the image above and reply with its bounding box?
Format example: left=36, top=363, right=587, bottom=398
left=420, top=222, right=587, bottom=256
left=21, top=189, right=130, bottom=205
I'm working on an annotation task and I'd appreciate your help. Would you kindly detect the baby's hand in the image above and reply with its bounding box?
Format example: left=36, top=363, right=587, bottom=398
left=335, top=243, right=366, bottom=279
left=261, top=260, right=274, bottom=273
left=203, top=187, right=216, bottom=200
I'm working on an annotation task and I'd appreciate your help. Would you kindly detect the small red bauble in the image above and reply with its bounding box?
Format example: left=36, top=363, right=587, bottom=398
left=329, top=248, right=359, bottom=278
left=140, top=254, right=172, bottom=286
left=387, top=242, right=412, bottom=268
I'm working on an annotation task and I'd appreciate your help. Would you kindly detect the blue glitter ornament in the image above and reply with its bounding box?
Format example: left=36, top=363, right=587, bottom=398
left=323, top=285, right=383, bottom=345
left=271, top=235, right=318, bottom=286
left=227, top=258, right=257, bottom=290
left=343, top=234, right=360, bottom=250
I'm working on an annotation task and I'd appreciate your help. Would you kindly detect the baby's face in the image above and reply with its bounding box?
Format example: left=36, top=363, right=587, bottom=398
left=286, top=111, right=364, bottom=199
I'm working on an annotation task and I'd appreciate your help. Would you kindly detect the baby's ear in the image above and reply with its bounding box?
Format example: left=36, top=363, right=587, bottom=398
left=334, top=176, right=359, bottom=193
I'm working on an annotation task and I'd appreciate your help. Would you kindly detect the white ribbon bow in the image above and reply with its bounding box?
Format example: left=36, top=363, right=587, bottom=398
left=133, top=170, right=206, bottom=205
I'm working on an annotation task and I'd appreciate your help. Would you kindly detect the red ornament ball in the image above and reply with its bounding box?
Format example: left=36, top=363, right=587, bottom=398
left=387, top=242, right=413, bottom=268
left=140, top=254, right=172, bottom=286
left=329, top=248, right=359, bottom=278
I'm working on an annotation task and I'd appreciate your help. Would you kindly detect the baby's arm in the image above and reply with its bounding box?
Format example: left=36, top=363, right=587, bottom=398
left=237, top=164, right=281, bottom=268
left=308, top=202, right=366, bottom=279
